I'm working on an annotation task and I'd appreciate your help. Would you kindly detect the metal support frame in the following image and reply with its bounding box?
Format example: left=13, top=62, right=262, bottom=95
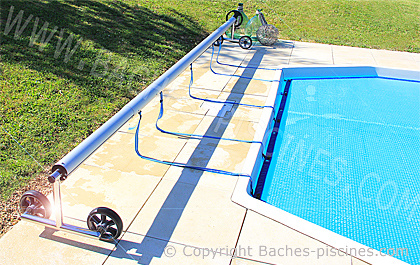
left=21, top=169, right=102, bottom=238
left=53, top=178, right=63, bottom=228
left=20, top=15, right=239, bottom=240
left=21, top=214, right=102, bottom=239
left=225, top=22, right=238, bottom=43
left=21, top=170, right=102, bottom=239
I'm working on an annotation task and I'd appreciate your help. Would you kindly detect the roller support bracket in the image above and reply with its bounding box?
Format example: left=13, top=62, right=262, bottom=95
left=48, top=168, right=67, bottom=183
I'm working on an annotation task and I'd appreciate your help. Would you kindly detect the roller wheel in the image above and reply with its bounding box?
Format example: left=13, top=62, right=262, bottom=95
left=19, top=190, right=52, bottom=219
left=239, top=36, right=252, bottom=49
left=87, top=207, right=123, bottom=242
left=213, top=35, right=224, bottom=46
left=225, top=10, right=243, bottom=27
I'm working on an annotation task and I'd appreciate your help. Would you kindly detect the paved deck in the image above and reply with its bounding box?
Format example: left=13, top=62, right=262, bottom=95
left=0, top=40, right=418, bottom=265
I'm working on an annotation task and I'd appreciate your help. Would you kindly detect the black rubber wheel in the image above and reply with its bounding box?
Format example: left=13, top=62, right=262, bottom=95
left=225, top=10, right=243, bottom=27
left=87, top=207, right=123, bottom=242
left=19, top=190, right=52, bottom=219
left=213, top=35, right=224, bottom=46
left=239, top=36, right=252, bottom=49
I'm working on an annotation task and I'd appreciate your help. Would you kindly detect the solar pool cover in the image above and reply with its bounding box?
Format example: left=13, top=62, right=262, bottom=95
left=258, top=77, right=419, bottom=264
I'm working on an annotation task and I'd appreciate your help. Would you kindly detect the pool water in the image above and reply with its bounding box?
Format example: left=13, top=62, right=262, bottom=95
left=259, top=77, right=420, bottom=264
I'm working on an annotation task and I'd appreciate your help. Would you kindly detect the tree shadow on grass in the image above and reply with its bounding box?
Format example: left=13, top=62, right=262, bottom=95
left=0, top=0, right=207, bottom=99
left=0, top=0, right=207, bottom=198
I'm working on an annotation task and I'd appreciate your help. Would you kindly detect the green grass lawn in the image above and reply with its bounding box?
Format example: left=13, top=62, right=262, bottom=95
left=0, top=0, right=418, bottom=199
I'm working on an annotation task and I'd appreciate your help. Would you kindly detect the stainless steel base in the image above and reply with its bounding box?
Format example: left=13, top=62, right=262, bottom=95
left=21, top=213, right=101, bottom=239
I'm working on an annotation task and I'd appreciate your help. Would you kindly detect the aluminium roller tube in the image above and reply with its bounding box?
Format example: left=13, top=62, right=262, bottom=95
left=52, top=15, right=238, bottom=178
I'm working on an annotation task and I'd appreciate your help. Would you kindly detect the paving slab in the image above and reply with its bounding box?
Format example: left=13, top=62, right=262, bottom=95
left=352, top=257, right=372, bottom=265
left=0, top=222, right=112, bottom=265
left=83, top=130, right=181, bottom=174
left=59, top=164, right=162, bottom=227
left=412, top=53, right=420, bottom=63
left=230, top=257, right=275, bottom=265
left=162, top=166, right=240, bottom=192
left=173, top=140, right=251, bottom=173
left=332, top=45, right=377, bottom=66
left=217, top=91, right=268, bottom=106
left=221, top=49, right=277, bottom=96
left=370, top=49, right=419, bottom=70
left=104, top=232, right=232, bottom=265
left=123, top=178, right=246, bottom=250
left=161, top=87, right=221, bottom=115
left=192, top=115, right=259, bottom=140
left=289, top=41, right=334, bottom=65
left=222, top=76, right=274, bottom=97
left=235, top=210, right=352, bottom=265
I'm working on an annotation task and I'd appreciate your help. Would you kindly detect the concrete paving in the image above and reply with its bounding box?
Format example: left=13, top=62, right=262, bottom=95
left=0, top=40, right=418, bottom=265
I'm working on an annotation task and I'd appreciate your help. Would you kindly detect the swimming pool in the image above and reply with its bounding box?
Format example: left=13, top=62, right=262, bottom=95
left=234, top=66, right=419, bottom=265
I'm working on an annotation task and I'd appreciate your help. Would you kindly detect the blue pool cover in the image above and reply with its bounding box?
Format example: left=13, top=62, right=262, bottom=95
left=259, top=77, right=419, bottom=264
